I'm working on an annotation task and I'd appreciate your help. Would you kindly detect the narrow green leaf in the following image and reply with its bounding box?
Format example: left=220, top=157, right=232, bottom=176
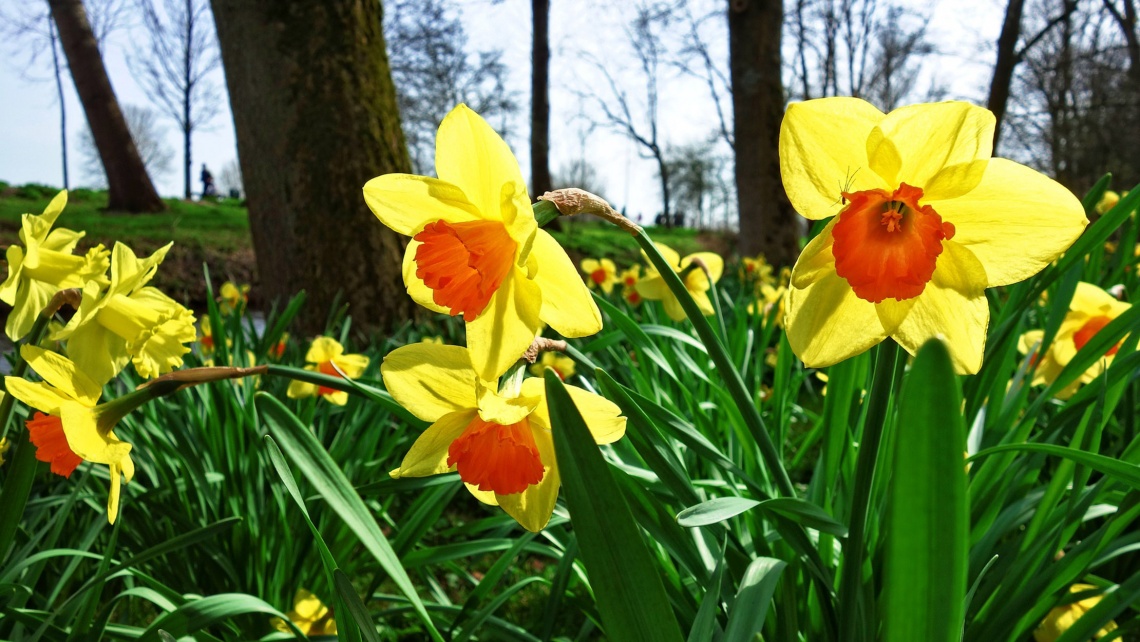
left=687, top=541, right=728, bottom=642
left=545, top=370, right=685, bottom=642
left=676, top=497, right=761, bottom=527
left=971, top=443, right=1140, bottom=489
left=256, top=392, right=443, bottom=642
left=335, top=569, right=382, bottom=642
left=883, top=340, right=968, bottom=642
left=138, top=594, right=299, bottom=642
left=722, top=557, right=786, bottom=642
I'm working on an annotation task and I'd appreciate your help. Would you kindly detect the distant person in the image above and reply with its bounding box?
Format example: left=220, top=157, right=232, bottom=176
left=200, top=164, right=217, bottom=199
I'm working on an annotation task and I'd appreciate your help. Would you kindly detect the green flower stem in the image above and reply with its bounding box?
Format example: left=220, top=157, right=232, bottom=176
left=534, top=199, right=560, bottom=227
left=633, top=230, right=795, bottom=498
left=0, top=312, right=56, bottom=563
left=836, top=339, right=904, bottom=642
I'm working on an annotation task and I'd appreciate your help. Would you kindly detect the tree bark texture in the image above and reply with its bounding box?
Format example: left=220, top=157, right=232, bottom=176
left=729, top=0, right=799, bottom=265
left=987, top=0, right=1025, bottom=152
left=531, top=0, right=552, bottom=197
left=210, top=0, right=413, bottom=334
left=49, top=0, right=165, bottom=212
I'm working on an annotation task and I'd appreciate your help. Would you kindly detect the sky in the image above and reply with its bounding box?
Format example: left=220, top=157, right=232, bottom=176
left=0, top=0, right=1005, bottom=223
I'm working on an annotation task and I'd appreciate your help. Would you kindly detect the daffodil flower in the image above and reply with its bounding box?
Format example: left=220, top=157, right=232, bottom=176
left=0, top=436, right=9, bottom=467
left=218, top=281, right=250, bottom=314
left=1019, top=282, right=1130, bottom=398
left=0, top=190, right=110, bottom=341
left=619, top=266, right=642, bottom=306
left=1033, top=584, right=1117, bottom=642
left=529, top=351, right=576, bottom=381
left=635, top=243, right=724, bottom=322
left=381, top=343, right=625, bottom=532
left=272, top=589, right=337, bottom=636
left=740, top=255, right=774, bottom=286
left=286, top=337, right=369, bottom=405
left=52, top=242, right=197, bottom=384
left=1095, top=190, right=1120, bottom=215
left=780, top=98, right=1087, bottom=373
left=747, top=283, right=788, bottom=326
left=580, top=258, right=618, bottom=294
left=363, top=104, right=601, bottom=381
left=4, top=346, right=135, bottom=524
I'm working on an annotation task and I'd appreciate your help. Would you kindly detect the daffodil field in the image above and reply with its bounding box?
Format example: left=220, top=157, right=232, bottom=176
left=2, top=100, right=1140, bottom=642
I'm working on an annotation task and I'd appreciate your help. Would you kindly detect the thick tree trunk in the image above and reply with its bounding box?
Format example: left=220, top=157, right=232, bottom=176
left=531, top=0, right=551, bottom=197
left=210, top=0, right=413, bottom=334
left=49, top=0, right=165, bottom=212
left=729, top=0, right=798, bottom=265
left=987, top=0, right=1025, bottom=151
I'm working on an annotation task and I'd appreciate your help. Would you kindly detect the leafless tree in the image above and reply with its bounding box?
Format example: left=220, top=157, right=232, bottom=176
left=1, top=0, right=128, bottom=189
left=385, top=0, right=517, bottom=174
left=78, top=104, right=174, bottom=187
left=128, top=0, right=221, bottom=199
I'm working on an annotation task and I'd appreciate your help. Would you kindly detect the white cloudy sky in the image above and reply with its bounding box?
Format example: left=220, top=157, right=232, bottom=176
left=0, top=0, right=1005, bottom=222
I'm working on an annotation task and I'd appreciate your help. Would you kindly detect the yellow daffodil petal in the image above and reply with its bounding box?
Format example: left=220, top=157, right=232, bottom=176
left=20, top=345, right=102, bottom=405
left=465, top=267, right=543, bottom=382
left=780, top=97, right=888, bottom=220
left=1071, top=281, right=1127, bottom=314
left=363, top=173, right=484, bottom=236
left=891, top=242, right=989, bottom=374
left=5, top=279, right=55, bottom=342
left=878, top=101, right=995, bottom=193
left=4, top=378, right=70, bottom=414
left=434, top=104, right=527, bottom=220
left=286, top=379, right=318, bottom=400
left=634, top=274, right=670, bottom=301
left=475, top=378, right=540, bottom=425
left=59, top=401, right=132, bottom=466
left=324, top=390, right=350, bottom=406
left=1019, top=329, right=1045, bottom=356
left=689, top=290, right=715, bottom=318
left=331, top=354, right=369, bottom=379
left=785, top=272, right=886, bottom=368
left=107, top=463, right=123, bottom=524
left=390, top=410, right=475, bottom=480
left=684, top=252, right=724, bottom=285
left=64, top=320, right=130, bottom=387
left=305, top=337, right=344, bottom=364
left=791, top=219, right=839, bottom=288
left=497, top=428, right=559, bottom=532
left=931, top=158, right=1086, bottom=287
left=382, top=343, right=479, bottom=422
left=109, top=242, right=170, bottom=295
left=650, top=242, right=682, bottom=269
left=581, top=258, right=600, bottom=274
left=530, top=230, right=602, bottom=338
left=465, top=483, right=499, bottom=505
left=401, top=241, right=451, bottom=314
left=521, top=378, right=627, bottom=445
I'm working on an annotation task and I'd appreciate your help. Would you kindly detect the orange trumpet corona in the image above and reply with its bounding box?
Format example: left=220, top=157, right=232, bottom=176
left=447, top=416, right=545, bottom=495
left=414, top=220, right=517, bottom=319
left=1073, top=316, right=1119, bottom=356
left=832, top=183, right=956, bottom=304
left=26, top=412, right=82, bottom=477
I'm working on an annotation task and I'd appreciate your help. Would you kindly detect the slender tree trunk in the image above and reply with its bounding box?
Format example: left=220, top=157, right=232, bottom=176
left=729, top=0, right=798, bottom=265
left=656, top=149, right=672, bottom=228
left=987, top=0, right=1025, bottom=152
left=183, top=0, right=193, bottom=199
left=531, top=0, right=551, bottom=197
left=49, top=0, right=165, bottom=212
left=210, top=0, right=413, bottom=333
left=49, top=19, right=69, bottom=190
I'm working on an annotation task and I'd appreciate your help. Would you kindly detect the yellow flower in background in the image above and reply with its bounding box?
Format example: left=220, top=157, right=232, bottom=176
left=747, top=283, right=788, bottom=326
left=218, top=281, right=250, bottom=314
left=272, top=589, right=337, bottom=636
left=0, top=436, right=9, bottom=467
left=0, top=190, right=110, bottom=341
left=52, top=242, right=197, bottom=383
left=4, top=346, right=135, bottom=524
left=1033, top=584, right=1117, bottom=642
left=529, top=351, right=576, bottom=381
left=1095, top=190, right=1120, bottom=215
left=580, top=258, right=618, bottom=294
left=740, top=254, right=775, bottom=285
left=635, top=243, right=724, bottom=322
left=421, top=336, right=444, bottom=345
left=364, top=104, right=601, bottom=382
left=619, top=266, right=642, bottom=306
left=382, top=343, right=625, bottom=532
left=199, top=315, right=215, bottom=354
left=1019, top=282, right=1130, bottom=398
left=780, top=98, right=1087, bottom=373
left=286, top=337, right=370, bottom=405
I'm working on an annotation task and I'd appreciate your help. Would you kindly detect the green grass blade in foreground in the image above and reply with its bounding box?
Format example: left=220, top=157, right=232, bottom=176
left=970, top=443, right=1140, bottom=489
left=677, top=497, right=847, bottom=536
left=883, top=340, right=968, bottom=642
left=722, top=557, right=787, bottom=642
left=634, top=230, right=794, bottom=498
left=138, top=594, right=300, bottom=642
left=256, top=392, right=443, bottom=642
left=544, top=370, right=684, bottom=642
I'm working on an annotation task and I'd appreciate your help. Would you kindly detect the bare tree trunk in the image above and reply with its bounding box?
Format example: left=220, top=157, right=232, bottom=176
left=729, top=0, right=799, bottom=265
left=988, top=0, right=1025, bottom=151
left=531, top=0, right=551, bottom=197
left=48, top=0, right=165, bottom=212
left=210, top=0, right=413, bottom=334
left=183, top=0, right=193, bottom=199
left=49, top=19, right=69, bottom=190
